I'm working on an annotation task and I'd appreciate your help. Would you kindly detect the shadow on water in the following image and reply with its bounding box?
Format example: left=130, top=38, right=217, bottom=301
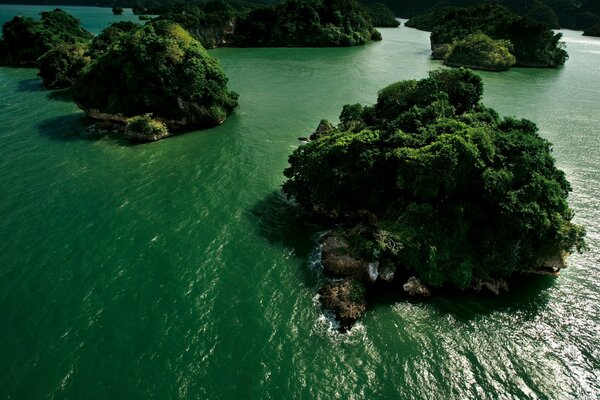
left=368, top=272, right=555, bottom=323
left=250, top=190, right=321, bottom=259
left=46, top=88, right=73, bottom=103
left=16, top=78, right=42, bottom=92
left=35, top=113, right=131, bottom=146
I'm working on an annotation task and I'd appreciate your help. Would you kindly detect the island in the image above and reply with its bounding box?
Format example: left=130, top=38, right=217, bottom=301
left=282, top=68, right=586, bottom=330
left=405, top=3, right=568, bottom=70
left=72, top=20, right=239, bottom=141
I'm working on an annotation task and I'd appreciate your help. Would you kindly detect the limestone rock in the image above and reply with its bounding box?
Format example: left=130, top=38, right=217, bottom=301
left=321, top=232, right=368, bottom=280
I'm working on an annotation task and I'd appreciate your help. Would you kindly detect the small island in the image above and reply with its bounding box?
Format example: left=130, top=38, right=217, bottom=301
left=283, top=68, right=585, bottom=330
left=73, top=20, right=239, bottom=141
left=405, top=4, right=568, bottom=71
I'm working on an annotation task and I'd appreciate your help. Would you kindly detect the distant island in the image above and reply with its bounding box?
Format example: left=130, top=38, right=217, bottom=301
left=405, top=4, right=568, bottom=71
left=283, top=68, right=586, bottom=330
left=362, top=0, right=600, bottom=37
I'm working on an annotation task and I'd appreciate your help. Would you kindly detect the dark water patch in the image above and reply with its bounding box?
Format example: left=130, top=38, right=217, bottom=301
left=47, top=88, right=73, bottom=103
left=250, top=191, right=321, bottom=258
left=35, top=113, right=95, bottom=142
left=16, top=77, right=42, bottom=92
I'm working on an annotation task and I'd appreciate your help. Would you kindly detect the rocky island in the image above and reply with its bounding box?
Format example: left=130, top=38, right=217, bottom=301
left=405, top=4, right=568, bottom=71
left=283, top=69, right=586, bottom=330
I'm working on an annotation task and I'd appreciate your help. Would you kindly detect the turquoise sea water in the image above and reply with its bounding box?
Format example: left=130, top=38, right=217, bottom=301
left=0, top=7, right=599, bottom=399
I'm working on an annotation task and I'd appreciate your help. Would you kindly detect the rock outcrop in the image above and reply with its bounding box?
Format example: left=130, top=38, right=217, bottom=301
left=403, top=276, right=430, bottom=297
left=319, top=279, right=367, bottom=332
left=321, top=232, right=369, bottom=280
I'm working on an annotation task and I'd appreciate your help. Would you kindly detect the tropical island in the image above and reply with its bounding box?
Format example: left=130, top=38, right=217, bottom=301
left=282, top=68, right=586, bottom=330
left=405, top=3, right=568, bottom=71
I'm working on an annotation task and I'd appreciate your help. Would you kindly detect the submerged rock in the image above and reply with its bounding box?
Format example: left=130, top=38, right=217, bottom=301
left=319, top=279, right=367, bottom=331
left=403, top=276, right=430, bottom=296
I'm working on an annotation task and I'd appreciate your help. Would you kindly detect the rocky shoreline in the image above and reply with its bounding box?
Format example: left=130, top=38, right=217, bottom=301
left=316, top=228, right=566, bottom=332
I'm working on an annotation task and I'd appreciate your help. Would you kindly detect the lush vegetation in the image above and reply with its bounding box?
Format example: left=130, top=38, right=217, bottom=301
left=443, top=33, right=516, bottom=71
left=112, top=6, right=124, bottom=15
left=37, top=42, right=89, bottom=88
left=283, top=69, right=585, bottom=289
left=0, top=9, right=92, bottom=66
left=406, top=4, right=567, bottom=69
left=72, top=20, right=238, bottom=134
left=364, top=3, right=400, bottom=28
left=125, top=114, right=169, bottom=141
left=36, top=21, right=140, bottom=89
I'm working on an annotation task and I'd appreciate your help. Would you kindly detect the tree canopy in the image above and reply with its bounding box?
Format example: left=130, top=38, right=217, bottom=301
left=283, top=68, right=585, bottom=289
left=0, top=9, right=92, bottom=66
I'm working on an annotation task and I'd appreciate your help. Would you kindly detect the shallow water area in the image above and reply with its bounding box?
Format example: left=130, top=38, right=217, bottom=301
left=0, top=9, right=599, bottom=399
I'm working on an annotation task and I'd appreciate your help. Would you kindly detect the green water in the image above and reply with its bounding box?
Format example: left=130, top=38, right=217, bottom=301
left=1, top=7, right=599, bottom=399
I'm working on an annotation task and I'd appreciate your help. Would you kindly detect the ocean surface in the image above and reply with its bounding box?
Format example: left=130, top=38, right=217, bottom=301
left=0, top=6, right=598, bottom=399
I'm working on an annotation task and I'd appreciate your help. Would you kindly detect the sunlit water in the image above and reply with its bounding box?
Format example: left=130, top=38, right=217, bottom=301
left=0, top=7, right=598, bottom=399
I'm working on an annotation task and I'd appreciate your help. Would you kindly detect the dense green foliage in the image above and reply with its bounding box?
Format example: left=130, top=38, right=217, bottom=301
left=73, top=20, right=238, bottom=131
left=112, top=6, right=124, bottom=15
left=0, top=9, right=92, bottom=66
left=406, top=4, right=567, bottom=68
left=364, top=3, right=400, bottom=27
left=149, top=0, right=381, bottom=48
left=443, top=33, right=516, bottom=71
left=88, top=21, right=140, bottom=58
left=283, top=69, right=585, bottom=288
left=35, top=21, right=140, bottom=89
left=37, top=42, right=89, bottom=88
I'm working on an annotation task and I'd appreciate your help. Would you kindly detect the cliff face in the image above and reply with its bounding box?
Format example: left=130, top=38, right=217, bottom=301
left=185, top=18, right=236, bottom=49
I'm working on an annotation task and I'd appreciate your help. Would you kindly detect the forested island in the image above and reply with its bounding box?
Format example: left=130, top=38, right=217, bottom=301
left=405, top=4, right=568, bottom=71
left=283, top=69, right=585, bottom=330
